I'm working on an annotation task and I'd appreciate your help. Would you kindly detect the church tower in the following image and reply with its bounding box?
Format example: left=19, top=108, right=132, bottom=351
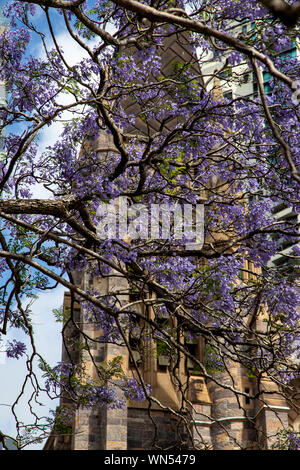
left=44, top=11, right=296, bottom=451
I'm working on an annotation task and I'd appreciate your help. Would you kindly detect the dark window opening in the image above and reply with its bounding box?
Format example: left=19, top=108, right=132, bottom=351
left=224, top=91, right=233, bottom=101
left=245, top=387, right=250, bottom=405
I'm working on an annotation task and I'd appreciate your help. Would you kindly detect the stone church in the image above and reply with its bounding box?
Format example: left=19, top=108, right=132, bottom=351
left=44, top=15, right=299, bottom=452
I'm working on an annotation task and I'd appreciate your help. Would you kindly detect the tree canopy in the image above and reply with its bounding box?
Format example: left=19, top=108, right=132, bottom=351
left=0, top=0, right=299, bottom=450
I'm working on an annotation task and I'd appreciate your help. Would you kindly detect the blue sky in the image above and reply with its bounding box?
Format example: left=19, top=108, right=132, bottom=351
left=0, top=287, right=64, bottom=449
left=0, top=1, right=97, bottom=449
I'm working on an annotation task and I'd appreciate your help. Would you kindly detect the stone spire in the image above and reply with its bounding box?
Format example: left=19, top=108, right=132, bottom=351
left=44, top=9, right=208, bottom=451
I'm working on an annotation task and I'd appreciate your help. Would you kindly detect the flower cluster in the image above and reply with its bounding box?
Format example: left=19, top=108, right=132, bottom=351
left=6, top=340, right=26, bottom=359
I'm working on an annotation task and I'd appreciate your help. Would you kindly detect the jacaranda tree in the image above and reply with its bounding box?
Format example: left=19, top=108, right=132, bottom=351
left=0, top=0, right=299, bottom=450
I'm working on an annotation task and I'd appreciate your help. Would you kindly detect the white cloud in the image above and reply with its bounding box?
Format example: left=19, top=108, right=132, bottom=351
left=31, top=30, right=98, bottom=199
